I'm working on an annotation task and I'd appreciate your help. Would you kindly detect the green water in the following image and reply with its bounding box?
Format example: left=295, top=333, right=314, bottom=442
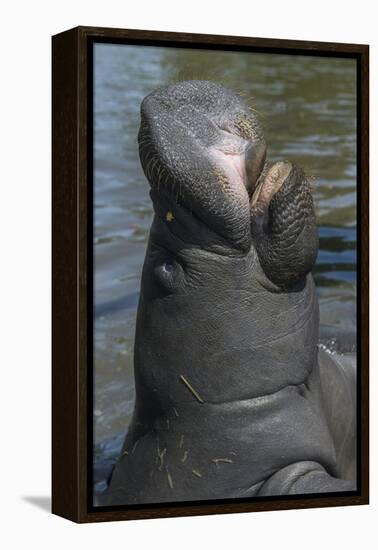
left=93, top=44, right=357, bottom=450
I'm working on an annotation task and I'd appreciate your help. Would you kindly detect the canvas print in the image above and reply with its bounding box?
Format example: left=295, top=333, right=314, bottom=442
left=92, top=44, right=357, bottom=507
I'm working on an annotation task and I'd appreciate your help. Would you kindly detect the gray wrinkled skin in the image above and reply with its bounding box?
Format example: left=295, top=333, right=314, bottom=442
left=107, top=81, right=356, bottom=505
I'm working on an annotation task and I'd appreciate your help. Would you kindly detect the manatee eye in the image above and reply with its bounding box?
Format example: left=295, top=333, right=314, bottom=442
left=154, top=259, right=185, bottom=293
left=162, top=262, right=174, bottom=273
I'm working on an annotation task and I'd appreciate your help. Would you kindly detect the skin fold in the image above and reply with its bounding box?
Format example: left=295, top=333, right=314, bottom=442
left=106, top=81, right=356, bottom=505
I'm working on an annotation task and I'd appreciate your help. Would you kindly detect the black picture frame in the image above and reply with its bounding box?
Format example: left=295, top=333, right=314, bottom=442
left=52, top=26, right=369, bottom=523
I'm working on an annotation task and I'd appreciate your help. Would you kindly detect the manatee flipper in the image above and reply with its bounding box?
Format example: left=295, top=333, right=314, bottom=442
left=257, top=348, right=357, bottom=498
left=258, top=461, right=356, bottom=496
left=318, top=349, right=357, bottom=480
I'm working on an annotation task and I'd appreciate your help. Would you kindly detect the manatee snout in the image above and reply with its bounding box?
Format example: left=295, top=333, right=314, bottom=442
left=138, top=80, right=267, bottom=251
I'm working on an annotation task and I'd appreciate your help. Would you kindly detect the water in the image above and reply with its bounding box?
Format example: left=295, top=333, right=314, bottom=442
left=93, top=44, right=357, bottom=492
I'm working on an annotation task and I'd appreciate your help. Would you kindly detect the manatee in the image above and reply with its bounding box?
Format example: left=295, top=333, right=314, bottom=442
left=106, top=80, right=356, bottom=505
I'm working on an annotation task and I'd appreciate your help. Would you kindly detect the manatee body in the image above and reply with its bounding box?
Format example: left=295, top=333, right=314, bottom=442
left=107, top=81, right=356, bottom=505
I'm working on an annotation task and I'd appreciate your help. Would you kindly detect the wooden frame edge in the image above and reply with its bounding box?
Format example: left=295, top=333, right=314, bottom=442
left=52, top=26, right=369, bottom=524
left=359, top=42, right=369, bottom=507
left=76, top=25, right=369, bottom=53
left=52, top=27, right=80, bottom=522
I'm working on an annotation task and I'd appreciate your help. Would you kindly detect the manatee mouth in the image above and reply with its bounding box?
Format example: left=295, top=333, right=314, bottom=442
left=210, top=135, right=267, bottom=200
left=210, top=126, right=294, bottom=213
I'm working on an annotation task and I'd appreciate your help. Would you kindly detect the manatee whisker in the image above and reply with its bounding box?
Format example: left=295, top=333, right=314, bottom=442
left=149, top=157, right=159, bottom=179
left=139, top=146, right=153, bottom=170
left=138, top=139, right=152, bottom=154
left=145, top=155, right=158, bottom=180
left=138, top=138, right=152, bottom=149
left=142, top=149, right=158, bottom=179
left=155, top=164, right=164, bottom=189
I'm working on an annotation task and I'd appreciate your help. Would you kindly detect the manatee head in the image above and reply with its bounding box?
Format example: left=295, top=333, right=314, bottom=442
left=138, top=80, right=318, bottom=290
left=135, top=80, right=319, bottom=407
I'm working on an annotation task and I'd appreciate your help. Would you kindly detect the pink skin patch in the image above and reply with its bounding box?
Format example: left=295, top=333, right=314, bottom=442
left=209, top=147, right=250, bottom=202
left=223, top=151, right=248, bottom=185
